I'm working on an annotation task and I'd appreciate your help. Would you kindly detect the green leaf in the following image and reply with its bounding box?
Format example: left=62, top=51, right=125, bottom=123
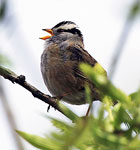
left=85, top=84, right=92, bottom=103
left=58, top=102, right=79, bottom=122
left=92, top=63, right=107, bottom=76
left=130, top=89, right=140, bottom=104
left=80, top=63, right=131, bottom=105
left=16, top=130, right=53, bottom=150
left=50, top=117, right=72, bottom=132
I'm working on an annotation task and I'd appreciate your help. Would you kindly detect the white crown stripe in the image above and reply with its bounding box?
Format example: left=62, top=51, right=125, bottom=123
left=57, top=24, right=78, bottom=30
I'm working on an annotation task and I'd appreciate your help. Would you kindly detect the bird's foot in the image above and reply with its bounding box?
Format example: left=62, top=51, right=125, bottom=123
left=47, top=94, right=68, bottom=112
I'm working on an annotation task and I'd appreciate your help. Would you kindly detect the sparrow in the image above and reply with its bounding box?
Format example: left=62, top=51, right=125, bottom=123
left=40, top=21, right=106, bottom=107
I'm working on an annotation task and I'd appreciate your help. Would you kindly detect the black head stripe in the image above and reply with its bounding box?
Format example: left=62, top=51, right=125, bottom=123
left=52, top=21, right=76, bottom=29
left=66, top=28, right=82, bottom=37
left=57, top=28, right=82, bottom=37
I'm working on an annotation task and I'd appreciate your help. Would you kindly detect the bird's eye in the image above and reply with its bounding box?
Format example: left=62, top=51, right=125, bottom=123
left=57, top=29, right=64, bottom=32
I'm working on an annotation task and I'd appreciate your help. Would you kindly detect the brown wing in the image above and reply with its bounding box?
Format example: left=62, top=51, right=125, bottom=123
left=65, top=44, right=97, bottom=81
left=61, top=44, right=103, bottom=101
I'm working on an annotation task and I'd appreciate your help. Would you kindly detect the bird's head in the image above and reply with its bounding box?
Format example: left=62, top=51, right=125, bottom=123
left=40, top=21, right=83, bottom=40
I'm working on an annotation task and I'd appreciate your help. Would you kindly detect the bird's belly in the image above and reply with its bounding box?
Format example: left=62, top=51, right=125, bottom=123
left=41, top=61, right=86, bottom=105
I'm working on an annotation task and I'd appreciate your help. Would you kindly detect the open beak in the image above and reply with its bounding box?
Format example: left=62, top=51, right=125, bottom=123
left=39, top=29, right=54, bottom=40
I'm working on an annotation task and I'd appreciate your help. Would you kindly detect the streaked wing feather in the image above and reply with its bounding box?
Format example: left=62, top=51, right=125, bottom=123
left=68, top=44, right=97, bottom=81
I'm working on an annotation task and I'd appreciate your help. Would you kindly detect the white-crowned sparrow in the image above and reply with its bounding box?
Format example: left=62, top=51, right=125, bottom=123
left=40, top=21, right=105, bottom=105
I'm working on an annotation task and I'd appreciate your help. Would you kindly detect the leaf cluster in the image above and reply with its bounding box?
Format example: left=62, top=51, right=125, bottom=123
left=17, top=64, right=140, bottom=150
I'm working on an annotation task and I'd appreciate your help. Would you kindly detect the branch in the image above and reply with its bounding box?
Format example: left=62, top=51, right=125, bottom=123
left=0, top=66, right=78, bottom=121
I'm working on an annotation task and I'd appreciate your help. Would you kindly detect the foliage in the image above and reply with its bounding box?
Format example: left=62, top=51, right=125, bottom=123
left=0, top=54, right=11, bottom=65
left=17, top=64, right=140, bottom=150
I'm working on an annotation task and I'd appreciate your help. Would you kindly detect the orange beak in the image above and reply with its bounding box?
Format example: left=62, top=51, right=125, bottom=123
left=39, top=29, right=54, bottom=40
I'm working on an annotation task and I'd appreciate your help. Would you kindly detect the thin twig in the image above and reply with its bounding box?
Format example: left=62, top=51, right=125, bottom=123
left=0, top=66, right=78, bottom=121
